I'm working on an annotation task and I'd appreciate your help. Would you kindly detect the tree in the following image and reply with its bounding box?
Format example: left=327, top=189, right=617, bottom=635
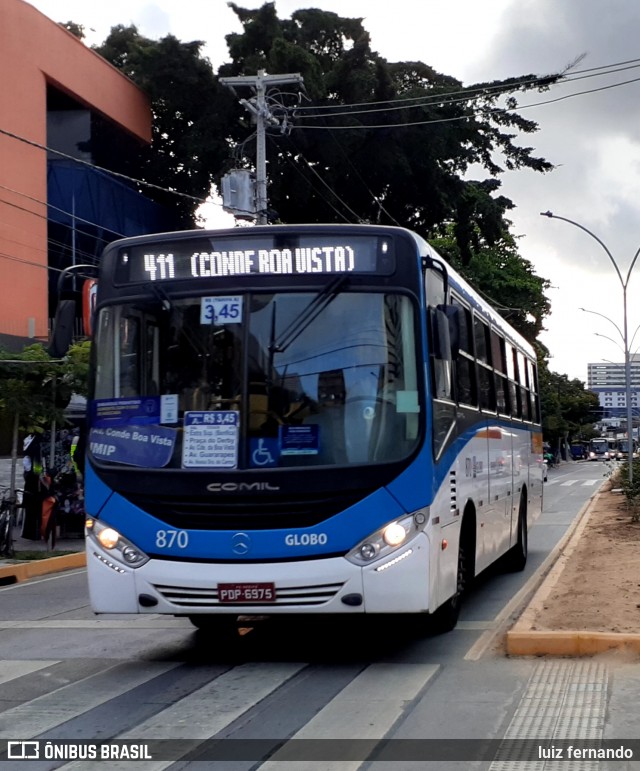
left=60, top=340, right=91, bottom=399
left=0, top=343, right=90, bottom=497
left=218, top=3, right=560, bottom=261
left=86, top=6, right=598, bottom=437
left=89, top=4, right=561, bottom=251
left=539, top=368, right=600, bottom=452
left=60, top=21, right=85, bottom=39
left=92, top=26, right=233, bottom=226
left=0, top=345, right=59, bottom=495
left=428, top=227, right=599, bottom=446
left=430, top=226, right=551, bottom=345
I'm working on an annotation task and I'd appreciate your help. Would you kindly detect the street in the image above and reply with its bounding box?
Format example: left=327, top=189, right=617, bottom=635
left=1, top=461, right=639, bottom=769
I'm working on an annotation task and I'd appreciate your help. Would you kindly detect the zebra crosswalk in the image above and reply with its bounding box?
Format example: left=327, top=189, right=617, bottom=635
left=0, top=655, right=613, bottom=769
left=0, top=655, right=440, bottom=769
left=545, top=478, right=602, bottom=486
left=0, top=660, right=179, bottom=740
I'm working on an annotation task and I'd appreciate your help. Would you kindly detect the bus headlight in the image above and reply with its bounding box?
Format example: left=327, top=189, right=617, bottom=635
left=345, top=510, right=428, bottom=566
left=86, top=518, right=149, bottom=568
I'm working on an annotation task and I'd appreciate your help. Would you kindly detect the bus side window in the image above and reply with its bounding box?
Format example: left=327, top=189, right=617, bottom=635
left=507, top=344, right=521, bottom=419
left=119, top=316, right=140, bottom=397
left=474, top=316, right=496, bottom=412
left=425, top=267, right=455, bottom=458
left=451, top=298, right=476, bottom=407
left=491, top=330, right=509, bottom=415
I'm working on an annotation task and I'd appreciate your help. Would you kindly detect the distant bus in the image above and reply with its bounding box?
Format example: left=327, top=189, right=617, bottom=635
left=81, top=224, right=544, bottom=634
left=614, top=438, right=638, bottom=460
left=588, top=437, right=614, bottom=460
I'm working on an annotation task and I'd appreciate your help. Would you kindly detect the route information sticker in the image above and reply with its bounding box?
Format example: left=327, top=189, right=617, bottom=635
left=182, top=411, right=239, bottom=468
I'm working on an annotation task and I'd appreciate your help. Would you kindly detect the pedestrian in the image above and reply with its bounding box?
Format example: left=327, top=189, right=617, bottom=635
left=21, top=434, right=43, bottom=540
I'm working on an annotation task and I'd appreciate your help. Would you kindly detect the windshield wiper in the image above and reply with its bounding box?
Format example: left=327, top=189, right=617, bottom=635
left=269, top=275, right=348, bottom=354
left=148, top=283, right=209, bottom=360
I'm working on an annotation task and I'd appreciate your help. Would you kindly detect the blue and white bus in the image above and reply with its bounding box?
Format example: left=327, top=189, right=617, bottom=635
left=83, top=224, right=543, bottom=633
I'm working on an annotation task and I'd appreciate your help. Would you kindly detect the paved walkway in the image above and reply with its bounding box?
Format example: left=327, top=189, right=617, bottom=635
left=0, top=456, right=85, bottom=563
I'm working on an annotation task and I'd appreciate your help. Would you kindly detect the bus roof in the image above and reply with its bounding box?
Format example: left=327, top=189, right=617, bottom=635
left=102, top=222, right=537, bottom=360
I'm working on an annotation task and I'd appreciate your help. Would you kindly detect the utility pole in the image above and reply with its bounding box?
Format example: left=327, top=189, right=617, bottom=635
left=220, top=70, right=304, bottom=224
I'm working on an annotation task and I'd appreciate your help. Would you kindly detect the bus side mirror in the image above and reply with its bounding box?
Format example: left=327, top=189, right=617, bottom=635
left=432, top=308, right=452, bottom=361
left=48, top=299, right=76, bottom=358
left=436, top=304, right=462, bottom=359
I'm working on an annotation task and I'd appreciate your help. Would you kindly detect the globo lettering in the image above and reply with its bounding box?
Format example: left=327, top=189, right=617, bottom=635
left=284, top=533, right=328, bottom=546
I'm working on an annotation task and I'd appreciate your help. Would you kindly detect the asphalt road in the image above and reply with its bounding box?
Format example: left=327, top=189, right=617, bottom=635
left=1, top=461, right=639, bottom=770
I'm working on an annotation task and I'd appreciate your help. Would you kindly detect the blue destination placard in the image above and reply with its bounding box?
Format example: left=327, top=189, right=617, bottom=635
left=90, top=397, right=161, bottom=427
left=89, top=425, right=176, bottom=467
left=279, top=424, right=319, bottom=455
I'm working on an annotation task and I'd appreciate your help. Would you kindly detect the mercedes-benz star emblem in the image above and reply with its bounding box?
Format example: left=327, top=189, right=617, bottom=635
left=232, top=532, right=251, bottom=555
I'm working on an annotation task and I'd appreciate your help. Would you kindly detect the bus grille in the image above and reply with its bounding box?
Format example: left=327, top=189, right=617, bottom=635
left=122, top=489, right=373, bottom=530
left=152, top=581, right=345, bottom=607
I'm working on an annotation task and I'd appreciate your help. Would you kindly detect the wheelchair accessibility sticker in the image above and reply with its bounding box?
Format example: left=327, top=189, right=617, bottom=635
left=250, top=437, right=279, bottom=467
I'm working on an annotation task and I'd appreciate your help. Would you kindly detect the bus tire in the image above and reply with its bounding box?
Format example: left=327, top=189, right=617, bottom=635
left=504, top=492, right=528, bottom=572
left=430, top=516, right=473, bottom=634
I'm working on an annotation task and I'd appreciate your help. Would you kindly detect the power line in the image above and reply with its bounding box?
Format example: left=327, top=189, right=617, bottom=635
left=292, top=73, right=640, bottom=130
left=323, top=129, right=402, bottom=227
left=291, top=56, right=640, bottom=117
left=268, top=137, right=354, bottom=224
left=0, top=195, right=121, bottom=254
left=277, top=135, right=365, bottom=223
left=0, top=248, right=93, bottom=278
left=0, top=182, right=127, bottom=240
left=0, top=56, right=637, bottom=218
left=0, top=126, right=216, bottom=207
left=0, top=229, right=100, bottom=267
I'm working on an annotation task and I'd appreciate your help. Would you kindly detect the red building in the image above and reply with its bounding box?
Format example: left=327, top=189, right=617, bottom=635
left=0, top=0, right=154, bottom=349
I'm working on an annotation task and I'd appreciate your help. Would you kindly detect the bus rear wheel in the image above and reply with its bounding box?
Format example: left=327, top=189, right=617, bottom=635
left=504, top=492, right=528, bottom=572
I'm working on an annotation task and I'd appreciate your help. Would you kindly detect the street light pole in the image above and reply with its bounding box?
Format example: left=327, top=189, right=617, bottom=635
left=540, top=211, right=640, bottom=483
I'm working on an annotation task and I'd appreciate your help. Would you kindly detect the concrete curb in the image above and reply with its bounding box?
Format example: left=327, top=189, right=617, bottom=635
left=0, top=552, right=86, bottom=584
left=506, top=488, right=640, bottom=657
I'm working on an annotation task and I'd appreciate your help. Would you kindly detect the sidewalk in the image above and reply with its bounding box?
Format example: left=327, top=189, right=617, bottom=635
left=0, top=456, right=85, bottom=583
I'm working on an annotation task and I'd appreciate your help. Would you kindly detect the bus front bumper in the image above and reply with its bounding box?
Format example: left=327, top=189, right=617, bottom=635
left=86, top=533, right=430, bottom=616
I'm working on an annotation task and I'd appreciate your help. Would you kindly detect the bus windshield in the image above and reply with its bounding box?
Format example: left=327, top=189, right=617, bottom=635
left=91, top=290, right=421, bottom=469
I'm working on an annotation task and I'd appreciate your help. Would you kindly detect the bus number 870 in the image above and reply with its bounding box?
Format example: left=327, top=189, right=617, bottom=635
left=155, top=530, right=189, bottom=549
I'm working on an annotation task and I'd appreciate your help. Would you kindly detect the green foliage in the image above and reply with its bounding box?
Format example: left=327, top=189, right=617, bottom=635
left=538, top=366, right=600, bottom=447
left=0, top=345, right=60, bottom=434
left=0, top=343, right=90, bottom=434
left=218, top=3, right=559, bottom=260
left=60, top=21, right=85, bottom=39
left=61, top=341, right=91, bottom=398
left=430, top=226, right=550, bottom=344
left=93, top=27, right=233, bottom=226
left=84, top=4, right=600, bottom=446
left=616, top=459, right=640, bottom=522
left=90, top=3, right=560, bottom=252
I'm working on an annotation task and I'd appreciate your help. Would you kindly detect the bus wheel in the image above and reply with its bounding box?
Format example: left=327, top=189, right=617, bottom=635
left=188, top=615, right=238, bottom=635
left=430, top=527, right=471, bottom=634
left=504, top=492, right=528, bottom=572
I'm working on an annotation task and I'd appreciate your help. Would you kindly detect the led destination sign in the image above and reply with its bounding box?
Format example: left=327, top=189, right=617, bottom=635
left=116, top=235, right=394, bottom=283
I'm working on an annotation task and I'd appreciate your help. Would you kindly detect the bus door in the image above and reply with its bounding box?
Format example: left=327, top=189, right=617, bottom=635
left=483, top=426, right=512, bottom=564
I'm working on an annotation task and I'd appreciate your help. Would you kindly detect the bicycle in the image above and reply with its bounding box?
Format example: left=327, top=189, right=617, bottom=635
left=0, top=485, right=22, bottom=559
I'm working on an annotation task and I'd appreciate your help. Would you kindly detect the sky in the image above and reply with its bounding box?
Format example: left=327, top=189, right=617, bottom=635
left=25, top=0, right=640, bottom=382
